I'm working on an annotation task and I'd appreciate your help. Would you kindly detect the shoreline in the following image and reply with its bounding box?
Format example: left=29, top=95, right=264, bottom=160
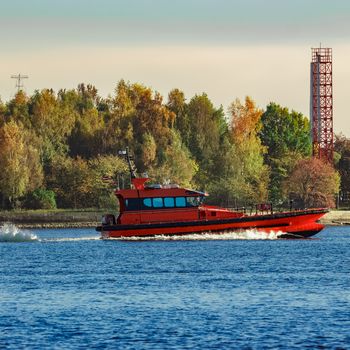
left=0, top=209, right=103, bottom=229
left=319, top=210, right=350, bottom=226
left=16, top=222, right=98, bottom=229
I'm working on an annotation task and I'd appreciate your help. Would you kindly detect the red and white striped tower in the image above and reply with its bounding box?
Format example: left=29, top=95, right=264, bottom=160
left=310, top=47, right=333, bottom=163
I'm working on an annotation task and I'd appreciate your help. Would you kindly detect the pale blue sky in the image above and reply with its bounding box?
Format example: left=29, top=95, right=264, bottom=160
left=1, top=0, right=350, bottom=134
left=2, top=0, right=350, bottom=45
left=1, top=0, right=349, bottom=23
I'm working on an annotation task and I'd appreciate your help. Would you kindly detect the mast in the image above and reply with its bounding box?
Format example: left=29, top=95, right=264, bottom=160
left=118, top=147, right=137, bottom=179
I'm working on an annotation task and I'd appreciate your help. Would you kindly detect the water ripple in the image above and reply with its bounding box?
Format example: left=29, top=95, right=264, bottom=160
left=0, top=226, right=349, bottom=349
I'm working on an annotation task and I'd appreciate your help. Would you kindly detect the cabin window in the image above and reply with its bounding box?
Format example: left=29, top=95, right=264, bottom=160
left=143, top=198, right=152, bottom=208
left=153, top=197, right=163, bottom=208
left=186, top=197, right=201, bottom=207
left=125, top=196, right=202, bottom=210
left=164, top=197, right=175, bottom=208
left=175, top=197, right=186, bottom=207
left=125, top=198, right=140, bottom=211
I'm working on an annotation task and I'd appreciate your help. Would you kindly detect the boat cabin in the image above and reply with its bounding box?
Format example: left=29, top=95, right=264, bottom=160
left=111, top=178, right=243, bottom=225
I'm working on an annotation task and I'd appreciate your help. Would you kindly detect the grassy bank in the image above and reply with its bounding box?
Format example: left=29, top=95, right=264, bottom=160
left=0, top=209, right=107, bottom=228
left=320, top=210, right=350, bottom=226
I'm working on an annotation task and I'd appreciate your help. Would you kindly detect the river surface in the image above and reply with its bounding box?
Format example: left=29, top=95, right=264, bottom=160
left=1, top=225, right=350, bottom=349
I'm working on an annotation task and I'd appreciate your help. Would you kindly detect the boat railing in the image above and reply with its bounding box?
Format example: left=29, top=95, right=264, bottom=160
left=255, top=203, right=273, bottom=215
left=227, top=206, right=247, bottom=214
left=228, top=203, right=274, bottom=216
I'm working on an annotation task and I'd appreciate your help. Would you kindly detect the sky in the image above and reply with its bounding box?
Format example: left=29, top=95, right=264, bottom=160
left=1, top=0, right=350, bottom=135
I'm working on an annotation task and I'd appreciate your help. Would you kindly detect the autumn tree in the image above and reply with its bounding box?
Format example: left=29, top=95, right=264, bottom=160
left=66, top=83, right=108, bottom=158
left=334, top=134, right=350, bottom=204
left=0, top=121, right=43, bottom=208
left=186, top=94, right=223, bottom=162
left=48, top=154, right=128, bottom=209
left=131, top=86, right=199, bottom=186
left=6, top=91, right=31, bottom=127
left=100, top=80, right=138, bottom=156
left=106, top=81, right=197, bottom=184
left=259, top=103, right=311, bottom=203
left=25, top=189, right=57, bottom=210
left=1, top=80, right=333, bottom=211
left=283, top=158, right=340, bottom=208
left=227, top=97, right=269, bottom=205
left=184, top=94, right=227, bottom=188
left=207, top=139, right=248, bottom=206
left=133, top=88, right=175, bottom=164
left=149, top=130, right=198, bottom=187
left=167, top=89, right=190, bottom=144
left=0, top=98, right=6, bottom=126
left=28, top=89, right=77, bottom=168
left=88, top=155, right=129, bottom=209
left=48, top=156, right=92, bottom=209
left=140, top=132, right=157, bottom=169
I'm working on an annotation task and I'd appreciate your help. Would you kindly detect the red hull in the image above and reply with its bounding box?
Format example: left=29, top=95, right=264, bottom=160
left=96, top=208, right=328, bottom=239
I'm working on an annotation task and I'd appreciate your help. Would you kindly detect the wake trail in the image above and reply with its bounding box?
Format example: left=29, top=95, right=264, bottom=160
left=1, top=223, right=283, bottom=242
left=108, top=230, right=283, bottom=241
left=0, top=223, right=38, bottom=242
left=43, top=236, right=100, bottom=242
left=0, top=223, right=100, bottom=243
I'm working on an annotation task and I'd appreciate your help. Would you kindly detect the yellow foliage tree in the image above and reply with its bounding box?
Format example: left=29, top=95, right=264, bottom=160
left=0, top=121, right=43, bottom=207
left=228, top=97, right=269, bottom=203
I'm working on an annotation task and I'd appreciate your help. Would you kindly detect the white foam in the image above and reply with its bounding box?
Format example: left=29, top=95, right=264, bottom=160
left=0, top=223, right=38, bottom=242
left=107, top=229, right=284, bottom=241
left=44, top=236, right=101, bottom=242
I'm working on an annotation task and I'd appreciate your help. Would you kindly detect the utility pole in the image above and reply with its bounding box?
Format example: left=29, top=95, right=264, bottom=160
left=11, top=73, right=29, bottom=93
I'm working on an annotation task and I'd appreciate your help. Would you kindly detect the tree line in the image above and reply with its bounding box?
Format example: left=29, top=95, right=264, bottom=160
left=0, top=80, right=343, bottom=210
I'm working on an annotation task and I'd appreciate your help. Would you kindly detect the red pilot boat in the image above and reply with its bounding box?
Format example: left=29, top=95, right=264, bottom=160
left=96, top=150, right=328, bottom=239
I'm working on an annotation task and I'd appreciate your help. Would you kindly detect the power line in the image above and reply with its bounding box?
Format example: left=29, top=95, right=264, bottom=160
left=11, top=73, right=29, bottom=93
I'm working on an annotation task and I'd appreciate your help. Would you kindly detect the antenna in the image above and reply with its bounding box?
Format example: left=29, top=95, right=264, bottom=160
left=118, top=147, right=137, bottom=179
left=11, top=73, right=29, bottom=93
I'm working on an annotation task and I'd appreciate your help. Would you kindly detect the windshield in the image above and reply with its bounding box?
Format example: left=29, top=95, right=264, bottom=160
left=186, top=196, right=204, bottom=207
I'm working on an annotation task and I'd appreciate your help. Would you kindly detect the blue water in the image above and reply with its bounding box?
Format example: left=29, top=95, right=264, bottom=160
left=1, top=225, right=350, bottom=349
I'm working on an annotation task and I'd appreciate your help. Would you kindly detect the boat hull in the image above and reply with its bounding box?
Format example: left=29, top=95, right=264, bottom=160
left=96, top=208, right=328, bottom=239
